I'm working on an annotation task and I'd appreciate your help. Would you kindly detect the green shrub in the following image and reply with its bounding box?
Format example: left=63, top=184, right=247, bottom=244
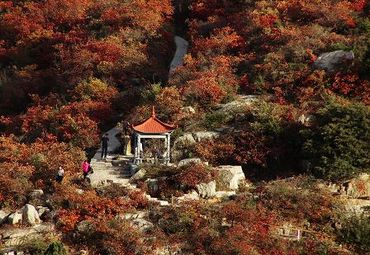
left=337, top=214, right=370, bottom=252
left=18, top=238, right=49, bottom=255
left=203, top=111, right=231, bottom=129
left=302, top=98, right=370, bottom=180
left=44, top=241, right=68, bottom=255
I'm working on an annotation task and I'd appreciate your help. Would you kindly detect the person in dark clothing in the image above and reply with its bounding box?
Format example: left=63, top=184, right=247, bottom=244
left=101, top=133, right=109, bottom=159
left=55, top=166, right=64, bottom=183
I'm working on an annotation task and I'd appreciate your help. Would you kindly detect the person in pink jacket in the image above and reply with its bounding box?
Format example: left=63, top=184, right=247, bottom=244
left=82, top=160, right=90, bottom=179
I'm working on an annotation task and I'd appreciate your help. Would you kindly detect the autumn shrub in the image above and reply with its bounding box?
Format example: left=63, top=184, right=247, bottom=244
left=174, top=163, right=216, bottom=190
left=259, top=177, right=336, bottom=225
left=155, top=86, right=183, bottom=119
left=302, top=98, right=370, bottom=180
left=337, top=214, right=370, bottom=252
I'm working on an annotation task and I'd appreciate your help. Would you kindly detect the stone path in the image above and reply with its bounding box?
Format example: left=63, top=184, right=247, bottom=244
left=169, top=36, right=189, bottom=73
left=89, top=156, right=133, bottom=187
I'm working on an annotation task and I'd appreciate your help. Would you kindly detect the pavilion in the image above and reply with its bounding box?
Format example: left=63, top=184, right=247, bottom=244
left=131, top=107, right=176, bottom=164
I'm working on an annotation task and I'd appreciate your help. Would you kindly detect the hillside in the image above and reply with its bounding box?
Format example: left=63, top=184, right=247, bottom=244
left=0, top=0, right=369, bottom=254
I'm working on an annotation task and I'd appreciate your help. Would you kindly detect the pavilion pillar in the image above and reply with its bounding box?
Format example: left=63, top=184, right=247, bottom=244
left=166, top=133, right=171, bottom=164
left=135, top=134, right=142, bottom=164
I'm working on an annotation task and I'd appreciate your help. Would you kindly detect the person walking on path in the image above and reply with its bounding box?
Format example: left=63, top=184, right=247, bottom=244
left=101, top=133, right=109, bottom=159
left=82, top=160, right=90, bottom=179
left=56, top=166, right=64, bottom=183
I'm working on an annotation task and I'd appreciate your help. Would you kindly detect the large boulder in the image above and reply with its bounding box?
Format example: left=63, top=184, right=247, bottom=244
left=7, top=212, right=22, bottom=225
left=193, top=131, right=220, bottom=142
left=21, top=204, right=41, bottom=225
left=313, top=50, right=354, bottom=72
left=130, top=168, right=146, bottom=182
left=216, top=165, right=245, bottom=190
left=196, top=181, right=216, bottom=198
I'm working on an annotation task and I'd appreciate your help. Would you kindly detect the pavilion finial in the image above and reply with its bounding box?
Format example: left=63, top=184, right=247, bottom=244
left=152, top=106, right=156, bottom=117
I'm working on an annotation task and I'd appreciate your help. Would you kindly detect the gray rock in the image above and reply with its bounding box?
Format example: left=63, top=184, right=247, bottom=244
left=178, top=158, right=202, bottom=167
left=21, top=204, right=41, bottom=225
left=8, top=212, right=22, bottom=225
left=36, top=206, right=50, bottom=217
left=130, top=218, right=154, bottom=232
left=75, top=189, right=84, bottom=195
left=216, top=165, right=245, bottom=190
left=122, top=211, right=147, bottom=220
left=76, top=220, right=94, bottom=233
left=193, top=131, right=220, bottom=142
left=130, top=168, right=146, bottom=182
left=0, top=210, right=10, bottom=224
left=176, top=191, right=200, bottom=202
left=129, top=163, right=139, bottom=175
left=215, top=191, right=236, bottom=199
left=146, top=178, right=159, bottom=196
left=217, top=95, right=258, bottom=114
left=180, top=106, right=196, bottom=114
left=196, top=181, right=216, bottom=198
left=0, top=223, right=55, bottom=247
left=313, top=50, right=354, bottom=72
left=174, top=133, right=196, bottom=147
left=28, top=189, right=44, bottom=199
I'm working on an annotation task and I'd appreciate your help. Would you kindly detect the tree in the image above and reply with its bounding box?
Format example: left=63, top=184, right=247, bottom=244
left=302, top=98, right=370, bottom=180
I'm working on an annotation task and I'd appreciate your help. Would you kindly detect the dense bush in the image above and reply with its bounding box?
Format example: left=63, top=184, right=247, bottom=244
left=302, top=98, right=370, bottom=180
left=337, top=214, right=370, bottom=252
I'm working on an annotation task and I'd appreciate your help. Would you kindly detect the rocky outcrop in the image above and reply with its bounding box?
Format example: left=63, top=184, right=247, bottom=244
left=322, top=173, right=370, bottom=198
left=193, top=131, right=220, bottom=142
left=344, top=173, right=370, bottom=198
left=216, top=165, right=246, bottom=190
left=0, top=223, right=55, bottom=247
left=196, top=181, right=216, bottom=198
left=216, top=95, right=258, bottom=114
left=178, top=158, right=203, bottom=167
left=22, top=204, right=41, bottom=225
left=174, top=133, right=196, bottom=147
left=313, top=50, right=354, bottom=72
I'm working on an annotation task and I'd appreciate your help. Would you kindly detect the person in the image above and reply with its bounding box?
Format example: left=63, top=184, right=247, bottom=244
left=101, top=133, right=109, bottom=159
left=56, top=166, right=64, bottom=183
left=82, top=160, right=90, bottom=179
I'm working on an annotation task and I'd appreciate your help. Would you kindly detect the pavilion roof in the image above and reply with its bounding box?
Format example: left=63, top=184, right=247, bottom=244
left=131, top=107, right=176, bottom=134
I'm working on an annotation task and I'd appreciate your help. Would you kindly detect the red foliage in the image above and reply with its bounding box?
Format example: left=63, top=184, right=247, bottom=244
left=174, top=163, right=216, bottom=189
